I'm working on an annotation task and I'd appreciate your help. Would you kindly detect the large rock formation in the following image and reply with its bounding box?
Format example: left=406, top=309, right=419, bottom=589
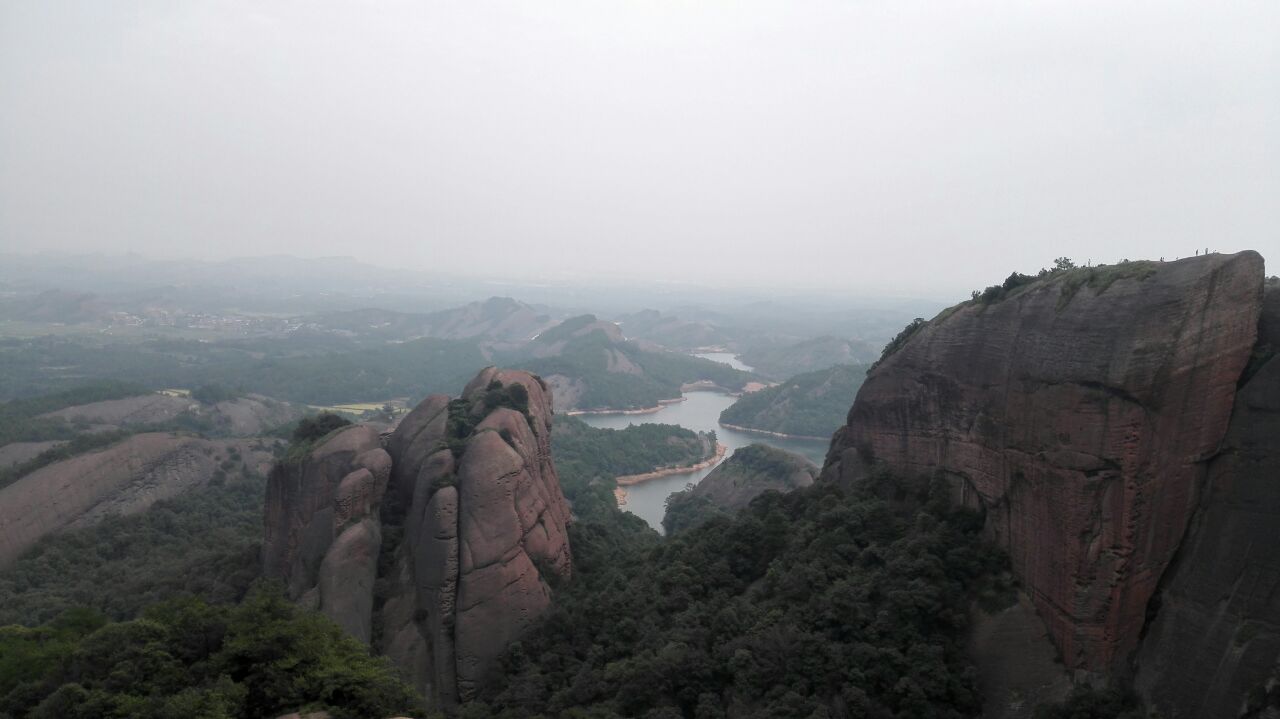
left=262, top=368, right=572, bottom=710
left=822, top=252, right=1266, bottom=679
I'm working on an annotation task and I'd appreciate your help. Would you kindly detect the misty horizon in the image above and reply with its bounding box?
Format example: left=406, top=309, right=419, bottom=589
left=3, top=1, right=1277, bottom=296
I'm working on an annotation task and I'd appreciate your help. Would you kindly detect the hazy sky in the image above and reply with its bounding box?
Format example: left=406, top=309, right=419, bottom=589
left=2, top=1, right=1277, bottom=296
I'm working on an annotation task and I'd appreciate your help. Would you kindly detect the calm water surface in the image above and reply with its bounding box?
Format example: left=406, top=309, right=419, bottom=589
left=578, top=389, right=830, bottom=533
left=693, top=352, right=754, bottom=372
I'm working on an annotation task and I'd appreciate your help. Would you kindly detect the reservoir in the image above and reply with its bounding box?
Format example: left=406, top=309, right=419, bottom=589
left=692, top=352, right=752, bottom=371
left=578, top=352, right=831, bottom=531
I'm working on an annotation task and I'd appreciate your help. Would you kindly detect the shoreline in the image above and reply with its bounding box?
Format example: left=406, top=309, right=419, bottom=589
left=718, top=422, right=831, bottom=442
left=615, top=442, right=727, bottom=487
left=565, top=397, right=685, bottom=416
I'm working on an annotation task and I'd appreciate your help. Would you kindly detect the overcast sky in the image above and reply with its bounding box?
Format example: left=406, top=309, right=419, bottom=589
left=1, top=1, right=1277, bottom=297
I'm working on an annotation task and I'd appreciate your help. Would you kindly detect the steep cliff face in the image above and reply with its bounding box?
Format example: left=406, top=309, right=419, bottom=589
left=822, top=252, right=1266, bottom=674
left=262, top=424, right=391, bottom=642
left=1133, top=282, right=1280, bottom=718
left=262, top=368, right=572, bottom=709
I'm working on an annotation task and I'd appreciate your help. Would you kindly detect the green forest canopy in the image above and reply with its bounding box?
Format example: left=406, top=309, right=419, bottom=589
left=719, top=363, right=867, bottom=438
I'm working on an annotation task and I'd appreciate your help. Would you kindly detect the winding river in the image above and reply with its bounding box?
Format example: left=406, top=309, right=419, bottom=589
left=577, top=353, right=830, bottom=532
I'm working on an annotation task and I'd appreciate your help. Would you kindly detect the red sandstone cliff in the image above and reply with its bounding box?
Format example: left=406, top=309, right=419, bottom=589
left=261, top=367, right=571, bottom=710
left=822, top=252, right=1266, bottom=675
left=1132, top=281, right=1280, bottom=718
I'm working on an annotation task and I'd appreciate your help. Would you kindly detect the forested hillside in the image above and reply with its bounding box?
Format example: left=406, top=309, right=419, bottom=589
left=511, top=315, right=756, bottom=410
left=719, top=364, right=867, bottom=438
left=474, top=475, right=1013, bottom=718
left=663, top=444, right=816, bottom=534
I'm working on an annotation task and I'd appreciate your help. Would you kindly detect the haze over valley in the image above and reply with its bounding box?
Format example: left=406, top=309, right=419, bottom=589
left=1, top=2, right=1278, bottom=718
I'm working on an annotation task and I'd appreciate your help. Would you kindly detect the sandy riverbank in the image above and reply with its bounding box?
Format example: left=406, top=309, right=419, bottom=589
left=718, top=422, right=831, bottom=442
left=615, top=442, right=727, bottom=487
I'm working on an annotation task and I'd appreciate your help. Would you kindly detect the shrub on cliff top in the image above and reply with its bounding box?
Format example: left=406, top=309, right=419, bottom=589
left=972, top=271, right=1037, bottom=305
left=283, top=412, right=352, bottom=463
left=1056, top=261, right=1159, bottom=310
left=872, top=317, right=927, bottom=370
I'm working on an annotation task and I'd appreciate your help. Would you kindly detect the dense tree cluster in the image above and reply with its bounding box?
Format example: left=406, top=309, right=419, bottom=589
left=553, top=416, right=713, bottom=523
left=662, top=444, right=817, bottom=535
left=0, top=590, right=422, bottom=719
left=0, top=472, right=268, bottom=626
left=471, top=476, right=1012, bottom=718
left=282, top=412, right=353, bottom=462
left=719, top=364, right=867, bottom=439
left=659, top=488, right=720, bottom=535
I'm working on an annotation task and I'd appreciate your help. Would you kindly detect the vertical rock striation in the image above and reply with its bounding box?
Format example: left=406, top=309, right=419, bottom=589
left=261, top=424, right=391, bottom=643
left=262, top=368, right=572, bottom=710
left=822, top=252, right=1266, bottom=674
left=1133, top=282, right=1280, bottom=718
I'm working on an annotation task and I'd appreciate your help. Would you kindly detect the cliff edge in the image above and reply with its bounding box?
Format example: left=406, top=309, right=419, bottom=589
left=822, top=252, right=1265, bottom=681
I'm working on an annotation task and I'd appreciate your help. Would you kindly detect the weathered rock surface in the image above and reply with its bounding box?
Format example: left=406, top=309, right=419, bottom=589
left=1133, top=281, right=1280, bottom=718
left=969, top=592, right=1072, bottom=719
left=0, top=433, right=272, bottom=567
left=822, top=252, right=1266, bottom=674
left=262, top=424, right=389, bottom=612
left=263, top=367, right=572, bottom=710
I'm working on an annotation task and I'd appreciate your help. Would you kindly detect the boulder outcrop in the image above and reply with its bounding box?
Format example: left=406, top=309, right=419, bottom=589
left=822, top=252, right=1266, bottom=677
left=262, top=368, right=572, bottom=710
